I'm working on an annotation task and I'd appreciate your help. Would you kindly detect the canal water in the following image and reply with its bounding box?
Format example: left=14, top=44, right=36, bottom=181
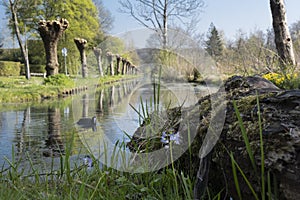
left=0, top=78, right=214, bottom=171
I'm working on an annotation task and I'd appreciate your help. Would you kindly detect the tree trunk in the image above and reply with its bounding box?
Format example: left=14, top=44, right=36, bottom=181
left=106, top=52, right=114, bottom=76
left=93, top=47, right=104, bottom=76
left=162, top=0, right=168, bottom=48
left=126, top=61, right=131, bottom=75
left=74, top=38, right=88, bottom=78
left=38, top=19, right=69, bottom=77
left=116, top=54, right=122, bottom=75
left=9, top=0, right=30, bottom=80
left=270, top=0, right=296, bottom=67
left=122, top=58, right=127, bottom=75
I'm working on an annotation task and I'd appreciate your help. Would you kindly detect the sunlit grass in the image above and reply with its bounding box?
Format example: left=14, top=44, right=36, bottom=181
left=0, top=74, right=139, bottom=103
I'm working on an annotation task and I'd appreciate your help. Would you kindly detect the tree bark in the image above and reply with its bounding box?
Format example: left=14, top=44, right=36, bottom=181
left=122, top=58, right=127, bottom=75
left=93, top=47, right=104, bottom=76
left=116, top=54, right=122, bottom=75
left=106, top=52, right=114, bottom=76
left=38, top=19, right=69, bottom=77
left=270, top=0, right=296, bottom=67
left=126, top=61, right=131, bottom=75
left=74, top=38, right=88, bottom=78
left=128, top=76, right=300, bottom=199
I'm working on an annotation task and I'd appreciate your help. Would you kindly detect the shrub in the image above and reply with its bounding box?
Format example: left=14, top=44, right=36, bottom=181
left=0, top=61, right=21, bottom=76
left=263, top=72, right=299, bottom=89
left=43, top=74, right=74, bottom=88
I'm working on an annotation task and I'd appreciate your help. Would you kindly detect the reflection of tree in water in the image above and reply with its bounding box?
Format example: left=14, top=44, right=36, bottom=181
left=44, top=107, right=64, bottom=157
left=77, top=94, right=97, bottom=132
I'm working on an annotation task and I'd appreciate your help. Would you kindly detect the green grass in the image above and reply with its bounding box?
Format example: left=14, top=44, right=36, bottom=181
left=0, top=133, right=195, bottom=200
left=230, top=95, right=276, bottom=200
left=0, top=74, right=139, bottom=103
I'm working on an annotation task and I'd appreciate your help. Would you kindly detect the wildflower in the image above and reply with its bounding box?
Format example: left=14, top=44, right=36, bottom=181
left=83, top=155, right=93, bottom=168
left=160, top=131, right=181, bottom=145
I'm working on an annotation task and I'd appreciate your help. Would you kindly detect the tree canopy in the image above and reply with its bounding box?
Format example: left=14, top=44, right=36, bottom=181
left=205, top=23, right=223, bottom=59
left=119, top=0, right=204, bottom=48
left=3, top=0, right=109, bottom=74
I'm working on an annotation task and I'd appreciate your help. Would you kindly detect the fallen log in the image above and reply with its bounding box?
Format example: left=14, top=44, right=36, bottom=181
left=127, top=75, right=300, bottom=199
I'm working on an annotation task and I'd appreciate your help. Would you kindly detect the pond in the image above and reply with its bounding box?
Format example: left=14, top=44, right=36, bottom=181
left=0, top=78, right=215, bottom=172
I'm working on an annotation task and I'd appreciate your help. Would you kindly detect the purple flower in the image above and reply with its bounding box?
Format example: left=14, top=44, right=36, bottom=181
left=83, top=155, right=93, bottom=168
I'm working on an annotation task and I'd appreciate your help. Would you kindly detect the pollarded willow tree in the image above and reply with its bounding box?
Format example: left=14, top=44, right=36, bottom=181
left=119, top=0, right=204, bottom=49
left=270, top=0, right=296, bottom=68
left=74, top=38, right=88, bottom=78
left=38, top=18, right=69, bottom=77
left=4, top=0, right=105, bottom=75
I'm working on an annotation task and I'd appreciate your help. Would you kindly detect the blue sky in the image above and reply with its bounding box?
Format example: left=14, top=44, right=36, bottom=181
left=103, top=0, right=300, bottom=39
left=1, top=0, right=300, bottom=47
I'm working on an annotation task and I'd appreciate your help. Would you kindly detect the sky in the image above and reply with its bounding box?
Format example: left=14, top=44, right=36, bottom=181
left=103, top=0, right=300, bottom=40
left=1, top=0, right=300, bottom=47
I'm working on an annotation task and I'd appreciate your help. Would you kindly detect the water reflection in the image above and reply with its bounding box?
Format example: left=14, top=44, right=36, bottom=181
left=44, top=107, right=64, bottom=157
left=0, top=78, right=214, bottom=170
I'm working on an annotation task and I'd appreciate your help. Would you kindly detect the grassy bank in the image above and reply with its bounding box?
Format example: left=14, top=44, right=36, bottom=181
left=0, top=75, right=138, bottom=103
left=0, top=135, right=194, bottom=200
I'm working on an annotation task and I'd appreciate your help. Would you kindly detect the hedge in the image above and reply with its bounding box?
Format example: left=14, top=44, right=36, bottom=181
left=0, top=61, right=21, bottom=76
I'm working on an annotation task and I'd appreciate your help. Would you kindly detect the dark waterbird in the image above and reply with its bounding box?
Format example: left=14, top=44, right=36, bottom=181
left=77, top=116, right=97, bottom=131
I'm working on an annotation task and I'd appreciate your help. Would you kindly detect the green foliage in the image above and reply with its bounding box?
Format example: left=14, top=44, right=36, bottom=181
left=5, top=0, right=105, bottom=75
left=0, top=61, right=21, bottom=76
left=0, top=48, right=22, bottom=62
left=27, top=40, right=45, bottom=65
left=43, top=74, right=74, bottom=87
left=98, top=36, right=125, bottom=54
left=205, top=23, right=224, bottom=59
left=263, top=72, right=299, bottom=89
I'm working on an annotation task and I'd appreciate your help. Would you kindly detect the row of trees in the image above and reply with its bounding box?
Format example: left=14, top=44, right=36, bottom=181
left=204, top=19, right=300, bottom=77
left=2, top=0, right=131, bottom=79
left=122, top=0, right=297, bottom=80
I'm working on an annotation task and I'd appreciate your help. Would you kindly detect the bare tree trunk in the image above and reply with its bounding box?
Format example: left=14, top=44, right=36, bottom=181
left=106, top=52, right=114, bottom=76
left=74, top=38, right=88, bottom=78
left=122, top=58, right=127, bottom=75
left=270, top=0, right=296, bottom=67
left=93, top=47, right=104, bottom=76
left=9, top=0, right=30, bottom=80
left=38, top=19, right=69, bottom=77
left=163, top=0, right=168, bottom=48
left=126, top=61, right=131, bottom=75
left=116, top=54, right=122, bottom=75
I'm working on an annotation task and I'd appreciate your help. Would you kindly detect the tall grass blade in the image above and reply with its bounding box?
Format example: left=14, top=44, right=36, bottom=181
left=130, top=103, right=144, bottom=120
left=256, top=94, right=265, bottom=200
left=181, top=172, right=192, bottom=200
left=230, top=152, right=242, bottom=200
left=230, top=153, right=259, bottom=200
left=267, top=171, right=272, bottom=200
left=233, top=100, right=257, bottom=172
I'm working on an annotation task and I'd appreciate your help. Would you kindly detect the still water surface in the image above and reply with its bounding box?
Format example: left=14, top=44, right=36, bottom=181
left=0, top=78, right=213, bottom=170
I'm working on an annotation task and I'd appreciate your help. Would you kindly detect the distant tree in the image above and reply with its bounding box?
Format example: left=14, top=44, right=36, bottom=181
left=270, top=0, right=295, bottom=67
left=3, top=0, right=35, bottom=79
left=205, top=23, right=223, bottom=59
left=93, top=0, right=114, bottom=33
left=289, top=20, right=300, bottom=61
left=119, top=0, right=204, bottom=48
left=0, top=37, right=3, bottom=55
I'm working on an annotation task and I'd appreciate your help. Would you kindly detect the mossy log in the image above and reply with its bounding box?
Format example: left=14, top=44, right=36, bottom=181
left=127, top=76, right=300, bottom=199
